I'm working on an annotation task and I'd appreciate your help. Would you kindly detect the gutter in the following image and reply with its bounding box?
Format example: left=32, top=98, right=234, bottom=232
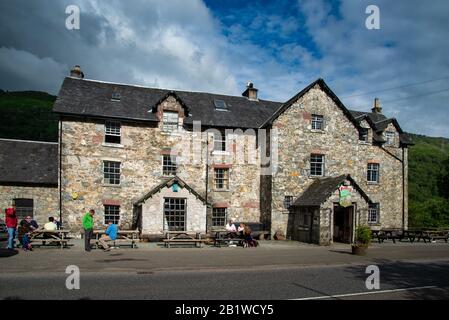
left=59, top=119, right=63, bottom=225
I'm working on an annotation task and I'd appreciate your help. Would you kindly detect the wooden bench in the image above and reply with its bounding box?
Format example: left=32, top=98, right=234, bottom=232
left=418, top=230, right=449, bottom=243
left=93, top=229, right=139, bottom=249
left=163, top=231, right=206, bottom=248
left=29, top=229, right=72, bottom=249
left=213, top=231, right=244, bottom=248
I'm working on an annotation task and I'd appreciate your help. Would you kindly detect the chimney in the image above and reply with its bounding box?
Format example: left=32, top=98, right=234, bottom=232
left=242, top=81, right=258, bottom=101
left=70, top=65, right=84, bottom=79
left=371, top=97, right=382, bottom=114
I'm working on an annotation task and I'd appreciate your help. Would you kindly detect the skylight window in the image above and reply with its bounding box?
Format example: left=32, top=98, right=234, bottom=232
left=214, top=99, right=227, bottom=111
left=111, top=92, right=121, bottom=101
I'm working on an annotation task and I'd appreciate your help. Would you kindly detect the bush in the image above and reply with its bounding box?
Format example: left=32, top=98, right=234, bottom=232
left=354, top=225, right=372, bottom=247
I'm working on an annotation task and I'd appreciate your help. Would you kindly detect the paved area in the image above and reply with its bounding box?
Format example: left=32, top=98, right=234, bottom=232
left=1, top=240, right=449, bottom=300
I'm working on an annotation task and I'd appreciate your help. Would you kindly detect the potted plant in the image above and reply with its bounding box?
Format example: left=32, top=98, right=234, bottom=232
left=352, top=225, right=372, bottom=255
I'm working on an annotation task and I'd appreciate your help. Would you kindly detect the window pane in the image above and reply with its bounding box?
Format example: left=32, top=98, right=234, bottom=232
left=104, top=205, right=120, bottom=224
left=367, top=163, right=379, bottom=182
left=311, top=114, right=324, bottom=130
left=163, top=112, right=179, bottom=132
left=162, top=155, right=177, bottom=176
left=310, top=154, right=324, bottom=176
left=214, top=132, right=226, bottom=151
left=164, top=198, right=186, bottom=231
left=105, top=121, right=121, bottom=144
left=214, top=168, right=229, bottom=189
left=103, top=161, right=121, bottom=184
left=368, top=203, right=380, bottom=223
left=14, top=198, right=34, bottom=220
left=212, top=208, right=227, bottom=227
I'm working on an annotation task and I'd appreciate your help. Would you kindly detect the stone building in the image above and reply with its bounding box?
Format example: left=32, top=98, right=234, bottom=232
left=1, top=67, right=413, bottom=244
left=0, top=139, right=59, bottom=225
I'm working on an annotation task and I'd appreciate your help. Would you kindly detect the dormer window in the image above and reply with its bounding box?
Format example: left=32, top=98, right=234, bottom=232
left=111, top=92, right=121, bottom=101
left=214, top=131, right=227, bottom=151
left=385, top=131, right=395, bottom=145
left=311, top=114, right=324, bottom=130
left=214, top=99, right=227, bottom=111
left=162, top=111, right=179, bottom=132
left=359, top=128, right=369, bottom=143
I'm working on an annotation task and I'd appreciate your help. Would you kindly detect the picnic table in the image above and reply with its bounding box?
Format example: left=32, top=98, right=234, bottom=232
left=93, top=229, right=139, bottom=249
left=163, top=231, right=207, bottom=248
left=416, top=229, right=449, bottom=243
left=29, top=229, right=71, bottom=249
left=213, top=230, right=244, bottom=247
left=371, top=229, right=415, bottom=244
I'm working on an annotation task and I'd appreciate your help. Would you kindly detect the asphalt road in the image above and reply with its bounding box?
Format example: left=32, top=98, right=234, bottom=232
left=1, top=259, right=449, bottom=300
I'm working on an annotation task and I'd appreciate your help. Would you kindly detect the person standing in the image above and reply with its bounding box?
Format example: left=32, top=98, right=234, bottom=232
left=82, top=209, right=95, bottom=252
left=5, top=205, right=18, bottom=250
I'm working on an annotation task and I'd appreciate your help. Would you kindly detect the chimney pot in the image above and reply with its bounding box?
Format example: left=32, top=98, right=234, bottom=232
left=242, top=81, right=258, bottom=101
left=372, top=97, right=382, bottom=114
left=70, top=65, right=84, bottom=79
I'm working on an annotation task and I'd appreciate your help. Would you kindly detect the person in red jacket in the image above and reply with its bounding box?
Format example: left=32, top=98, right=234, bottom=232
left=5, top=204, right=18, bottom=250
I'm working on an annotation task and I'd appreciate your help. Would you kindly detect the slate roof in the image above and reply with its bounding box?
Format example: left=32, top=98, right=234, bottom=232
left=0, top=139, right=58, bottom=185
left=53, top=77, right=412, bottom=144
left=53, top=77, right=282, bottom=129
left=349, top=110, right=413, bottom=145
left=134, top=176, right=210, bottom=206
left=293, top=174, right=372, bottom=207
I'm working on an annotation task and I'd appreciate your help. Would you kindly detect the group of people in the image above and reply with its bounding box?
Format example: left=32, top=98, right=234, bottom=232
left=82, top=209, right=118, bottom=252
left=225, top=220, right=259, bottom=247
left=4, top=204, right=61, bottom=251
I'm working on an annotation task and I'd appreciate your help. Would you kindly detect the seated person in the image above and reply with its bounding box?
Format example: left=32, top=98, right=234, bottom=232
left=243, top=225, right=258, bottom=247
left=44, top=217, right=58, bottom=231
left=238, top=223, right=245, bottom=238
left=98, top=221, right=118, bottom=252
left=18, top=216, right=34, bottom=251
left=225, top=219, right=238, bottom=238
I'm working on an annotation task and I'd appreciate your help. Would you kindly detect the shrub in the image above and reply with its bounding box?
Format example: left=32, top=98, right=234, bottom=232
left=354, top=225, right=372, bottom=247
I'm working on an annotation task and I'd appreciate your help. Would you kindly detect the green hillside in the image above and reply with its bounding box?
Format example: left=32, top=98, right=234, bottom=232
left=0, top=90, right=448, bottom=228
left=408, top=134, right=449, bottom=228
left=0, top=90, right=58, bottom=142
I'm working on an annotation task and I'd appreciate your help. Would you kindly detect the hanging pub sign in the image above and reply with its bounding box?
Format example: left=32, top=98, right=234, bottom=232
left=339, top=181, right=353, bottom=207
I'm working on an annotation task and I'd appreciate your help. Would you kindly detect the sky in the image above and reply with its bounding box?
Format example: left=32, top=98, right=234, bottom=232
left=0, top=0, right=448, bottom=138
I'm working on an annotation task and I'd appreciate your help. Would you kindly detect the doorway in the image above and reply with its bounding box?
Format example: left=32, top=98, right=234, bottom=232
left=333, top=205, right=353, bottom=243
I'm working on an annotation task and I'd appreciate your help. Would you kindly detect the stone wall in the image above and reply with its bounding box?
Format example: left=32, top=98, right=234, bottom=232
left=270, top=84, right=408, bottom=240
left=60, top=95, right=263, bottom=233
left=0, top=185, right=59, bottom=226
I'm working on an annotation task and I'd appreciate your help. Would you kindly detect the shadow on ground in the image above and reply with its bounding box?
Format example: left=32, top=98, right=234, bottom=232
left=0, top=249, right=19, bottom=258
left=343, top=259, right=449, bottom=299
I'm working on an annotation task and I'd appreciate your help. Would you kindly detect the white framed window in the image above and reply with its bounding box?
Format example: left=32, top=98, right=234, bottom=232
left=212, top=208, right=227, bottom=227
left=105, top=121, right=121, bottom=144
left=368, top=203, right=380, bottom=224
left=385, top=131, right=395, bottom=145
left=367, top=163, right=380, bottom=183
left=162, top=111, right=179, bottom=132
left=103, top=161, right=121, bottom=185
left=214, top=168, right=229, bottom=190
left=311, top=114, right=324, bottom=130
left=104, top=205, right=120, bottom=224
left=162, top=155, right=177, bottom=176
left=214, top=131, right=227, bottom=151
left=310, top=154, right=324, bottom=177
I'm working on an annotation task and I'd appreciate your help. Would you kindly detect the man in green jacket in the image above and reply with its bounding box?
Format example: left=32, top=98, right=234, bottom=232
left=82, top=209, right=95, bottom=252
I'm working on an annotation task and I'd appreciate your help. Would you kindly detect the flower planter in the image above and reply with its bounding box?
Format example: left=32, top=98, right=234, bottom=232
left=351, top=245, right=368, bottom=256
